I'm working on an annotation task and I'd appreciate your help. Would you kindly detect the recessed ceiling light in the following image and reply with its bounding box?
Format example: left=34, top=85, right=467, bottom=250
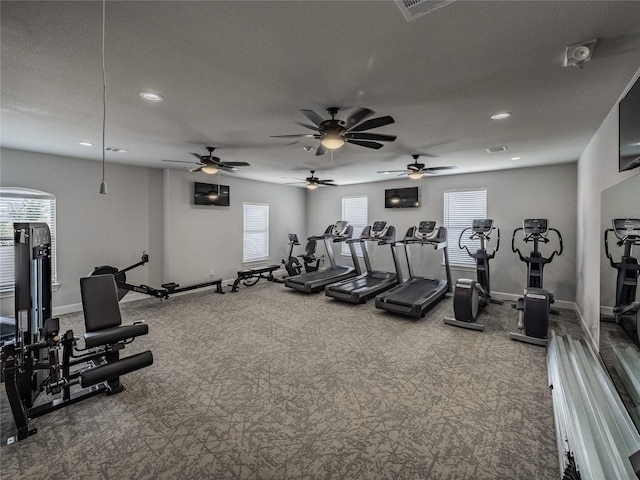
left=78, top=141, right=93, bottom=146
left=139, top=91, right=164, bottom=102
left=511, top=156, right=521, bottom=161
left=491, top=112, right=511, bottom=120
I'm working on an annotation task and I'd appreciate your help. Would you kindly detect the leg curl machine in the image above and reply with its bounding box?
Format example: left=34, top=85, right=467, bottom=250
left=2, top=223, right=153, bottom=443
left=444, top=219, right=502, bottom=331
left=604, top=218, right=640, bottom=345
left=510, top=219, right=563, bottom=346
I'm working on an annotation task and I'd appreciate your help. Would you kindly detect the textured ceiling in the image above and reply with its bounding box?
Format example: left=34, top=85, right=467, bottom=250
left=2, top=1, right=640, bottom=186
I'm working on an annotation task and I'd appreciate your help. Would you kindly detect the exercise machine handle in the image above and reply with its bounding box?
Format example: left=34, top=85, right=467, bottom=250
left=458, top=227, right=472, bottom=256
left=511, top=227, right=526, bottom=262
left=489, top=227, right=501, bottom=258
left=547, top=227, right=563, bottom=262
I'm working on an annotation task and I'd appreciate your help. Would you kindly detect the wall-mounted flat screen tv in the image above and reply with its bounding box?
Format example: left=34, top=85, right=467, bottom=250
left=194, top=181, right=230, bottom=206
left=385, top=187, right=420, bottom=208
left=619, top=75, right=640, bottom=172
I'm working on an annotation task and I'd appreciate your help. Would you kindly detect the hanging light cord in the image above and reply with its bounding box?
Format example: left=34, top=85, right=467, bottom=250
left=100, top=0, right=107, bottom=194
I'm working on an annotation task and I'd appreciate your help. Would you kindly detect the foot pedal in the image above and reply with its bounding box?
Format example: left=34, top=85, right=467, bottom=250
left=161, top=282, right=179, bottom=292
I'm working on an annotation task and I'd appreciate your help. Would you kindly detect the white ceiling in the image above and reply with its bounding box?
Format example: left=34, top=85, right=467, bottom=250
left=2, top=1, right=640, bottom=186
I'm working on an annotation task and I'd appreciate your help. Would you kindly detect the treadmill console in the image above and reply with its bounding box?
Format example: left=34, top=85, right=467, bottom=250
left=370, top=221, right=389, bottom=238
left=472, top=219, right=493, bottom=233
left=332, top=220, right=349, bottom=236
left=414, top=221, right=439, bottom=240
left=612, top=218, right=640, bottom=241
left=523, top=218, right=548, bottom=236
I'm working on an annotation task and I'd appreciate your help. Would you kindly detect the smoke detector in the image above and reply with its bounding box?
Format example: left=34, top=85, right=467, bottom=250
left=563, top=39, right=597, bottom=69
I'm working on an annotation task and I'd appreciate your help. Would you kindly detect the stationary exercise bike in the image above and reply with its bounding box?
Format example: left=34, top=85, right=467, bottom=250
left=604, top=218, right=640, bottom=345
left=281, top=234, right=322, bottom=277
left=444, top=219, right=502, bottom=331
left=510, top=219, right=563, bottom=346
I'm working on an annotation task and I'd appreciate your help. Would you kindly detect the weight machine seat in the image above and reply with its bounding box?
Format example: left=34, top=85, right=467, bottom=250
left=80, top=275, right=149, bottom=348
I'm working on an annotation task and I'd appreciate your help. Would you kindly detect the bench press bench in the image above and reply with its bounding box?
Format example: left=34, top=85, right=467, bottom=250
left=229, top=265, right=281, bottom=292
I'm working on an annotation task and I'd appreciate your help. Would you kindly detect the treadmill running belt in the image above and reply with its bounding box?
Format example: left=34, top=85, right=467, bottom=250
left=383, top=278, right=444, bottom=308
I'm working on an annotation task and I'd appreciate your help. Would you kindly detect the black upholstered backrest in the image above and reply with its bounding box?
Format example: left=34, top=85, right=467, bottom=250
left=80, top=275, right=123, bottom=332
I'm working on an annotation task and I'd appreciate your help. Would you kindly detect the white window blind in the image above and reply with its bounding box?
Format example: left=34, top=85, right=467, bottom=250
left=243, top=203, right=269, bottom=263
left=0, top=188, right=57, bottom=292
left=443, top=188, right=487, bottom=267
left=341, top=196, right=368, bottom=257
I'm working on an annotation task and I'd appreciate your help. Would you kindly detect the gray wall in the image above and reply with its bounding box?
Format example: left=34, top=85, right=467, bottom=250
left=0, top=148, right=164, bottom=315
left=163, top=168, right=307, bottom=283
left=0, top=148, right=307, bottom=315
left=576, top=68, right=640, bottom=347
left=306, top=163, right=578, bottom=304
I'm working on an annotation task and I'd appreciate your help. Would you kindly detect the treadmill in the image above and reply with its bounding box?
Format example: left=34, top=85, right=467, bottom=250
left=375, top=220, right=452, bottom=318
left=325, top=221, right=402, bottom=304
left=284, top=221, right=355, bottom=293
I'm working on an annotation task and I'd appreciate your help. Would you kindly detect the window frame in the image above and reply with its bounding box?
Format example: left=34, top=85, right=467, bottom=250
left=242, top=202, right=270, bottom=264
left=341, top=195, right=368, bottom=257
left=443, top=188, right=488, bottom=268
left=0, top=187, right=58, bottom=293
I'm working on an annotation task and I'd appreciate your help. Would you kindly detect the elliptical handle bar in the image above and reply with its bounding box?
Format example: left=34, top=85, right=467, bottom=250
left=458, top=227, right=473, bottom=256
left=604, top=228, right=616, bottom=266
left=547, top=227, right=563, bottom=262
left=489, top=227, right=500, bottom=259
left=511, top=227, right=526, bottom=262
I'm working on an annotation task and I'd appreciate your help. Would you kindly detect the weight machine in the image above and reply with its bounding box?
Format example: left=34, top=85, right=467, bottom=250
left=2, top=223, right=153, bottom=443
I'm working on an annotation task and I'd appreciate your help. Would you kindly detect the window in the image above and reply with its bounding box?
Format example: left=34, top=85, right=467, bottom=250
left=341, top=196, right=368, bottom=257
left=0, top=188, right=57, bottom=292
left=243, top=203, right=269, bottom=263
left=443, top=188, right=487, bottom=267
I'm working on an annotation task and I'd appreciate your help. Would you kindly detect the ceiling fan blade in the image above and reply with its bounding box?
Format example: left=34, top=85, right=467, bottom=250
left=348, top=115, right=395, bottom=132
left=377, top=169, right=410, bottom=174
left=318, top=180, right=337, bottom=186
left=163, top=159, right=201, bottom=165
left=346, top=139, right=384, bottom=149
left=189, top=166, right=203, bottom=173
left=270, top=134, right=318, bottom=138
left=315, top=144, right=327, bottom=156
left=422, top=166, right=457, bottom=172
left=190, top=152, right=205, bottom=161
left=344, top=107, right=374, bottom=130
left=345, top=132, right=397, bottom=142
left=220, top=161, right=250, bottom=167
left=300, top=109, right=325, bottom=127
left=294, top=122, right=321, bottom=132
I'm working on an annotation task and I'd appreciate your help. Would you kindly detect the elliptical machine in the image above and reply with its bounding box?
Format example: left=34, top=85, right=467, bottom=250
left=604, top=218, right=640, bottom=345
left=282, top=234, right=322, bottom=277
left=510, top=219, right=563, bottom=346
left=444, top=219, right=502, bottom=331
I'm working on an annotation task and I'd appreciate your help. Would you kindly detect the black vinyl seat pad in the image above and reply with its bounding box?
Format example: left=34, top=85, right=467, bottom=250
left=83, top=323, right=149, bottom=349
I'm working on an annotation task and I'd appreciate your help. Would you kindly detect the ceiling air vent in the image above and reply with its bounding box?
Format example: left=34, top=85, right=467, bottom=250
left=395, top=0, right=456, bottom=22
left=485, top=145, right=508, bottom=153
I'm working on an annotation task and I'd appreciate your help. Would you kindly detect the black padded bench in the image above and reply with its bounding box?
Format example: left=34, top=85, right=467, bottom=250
left=229, top=265, right=280, bottom=292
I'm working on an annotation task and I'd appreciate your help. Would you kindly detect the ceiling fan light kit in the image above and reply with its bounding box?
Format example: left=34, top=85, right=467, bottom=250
left=408, top=171, right=423, bottom=180
left=321, top=133, right=345, bottom=150
left=201, top=165, right=219, bottom=175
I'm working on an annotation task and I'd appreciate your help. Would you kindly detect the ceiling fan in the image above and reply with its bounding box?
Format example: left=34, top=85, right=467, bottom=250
left=271, top=107, right=397, bottom=156
left=287, top=170, right=337, bottom=189
left=163, top=146, right=250, bottom=174
left=378, top=154, right=456, bottom=179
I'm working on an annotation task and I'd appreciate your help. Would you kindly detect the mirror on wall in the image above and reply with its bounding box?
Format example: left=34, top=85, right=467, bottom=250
left=600, top=174, right=640, bottom=431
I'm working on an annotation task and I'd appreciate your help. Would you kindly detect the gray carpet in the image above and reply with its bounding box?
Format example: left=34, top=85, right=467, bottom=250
left=1, top=281, right=577, bottom=479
